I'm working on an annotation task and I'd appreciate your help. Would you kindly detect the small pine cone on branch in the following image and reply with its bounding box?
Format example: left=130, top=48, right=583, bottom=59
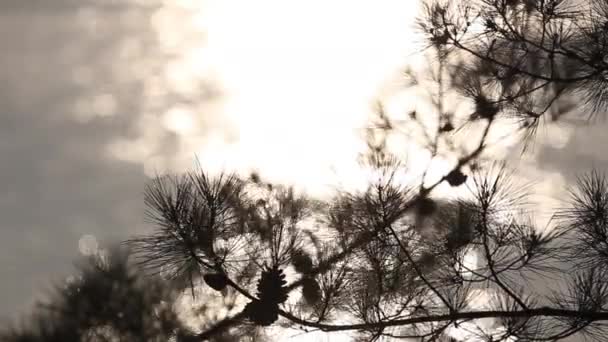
left=256, top=266, right=288, bottom=304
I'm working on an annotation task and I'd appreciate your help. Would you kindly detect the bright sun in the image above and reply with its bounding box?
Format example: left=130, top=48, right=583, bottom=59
left=160, top=0, right=424, bottom=197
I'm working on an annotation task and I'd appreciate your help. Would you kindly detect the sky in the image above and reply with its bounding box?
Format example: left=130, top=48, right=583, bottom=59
left=0, top=0, right=606, bottom=340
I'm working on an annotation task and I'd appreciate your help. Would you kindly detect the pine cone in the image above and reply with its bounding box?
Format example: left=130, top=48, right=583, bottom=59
left=245, top=266, right=289, bottom=326
left=256, top=266, right=288, bottom=304
left=446, top=169, right=467, bottom=187
left=244, top=300, right=279, bottom=326
left=203, top=273, right=228, bottom=291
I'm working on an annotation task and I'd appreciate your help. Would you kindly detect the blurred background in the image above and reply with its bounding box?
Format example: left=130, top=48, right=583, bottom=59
left=0, top=0, right=605, bottom=327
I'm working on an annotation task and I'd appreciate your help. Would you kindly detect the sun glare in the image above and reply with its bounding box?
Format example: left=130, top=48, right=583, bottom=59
left=179, top=0, right=423, bottom=197
left=162, top=106, right=196, bottom=134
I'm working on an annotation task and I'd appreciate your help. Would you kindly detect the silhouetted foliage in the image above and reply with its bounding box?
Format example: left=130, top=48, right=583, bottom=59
left=11, top=159, right=593, bottom=341
left=8, top=142, right=608, bottom=342
left=418, top=0, right=608, bottom=128
left=1, top=246, right=268, bottom=342
left=0, top=247, right=181, bottom=342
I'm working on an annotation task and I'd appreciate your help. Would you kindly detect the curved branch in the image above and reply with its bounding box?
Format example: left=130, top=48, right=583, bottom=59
left=277, top=307, right=608, bottom=333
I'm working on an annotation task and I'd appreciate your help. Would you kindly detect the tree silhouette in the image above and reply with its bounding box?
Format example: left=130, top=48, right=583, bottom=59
left=6, top=0, right=608, bottom=341
left=10, top=161, right=608, bottom=341
left=417, top=0, right=608, bottom=127
left=0, top=245, right=269, bottom=342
